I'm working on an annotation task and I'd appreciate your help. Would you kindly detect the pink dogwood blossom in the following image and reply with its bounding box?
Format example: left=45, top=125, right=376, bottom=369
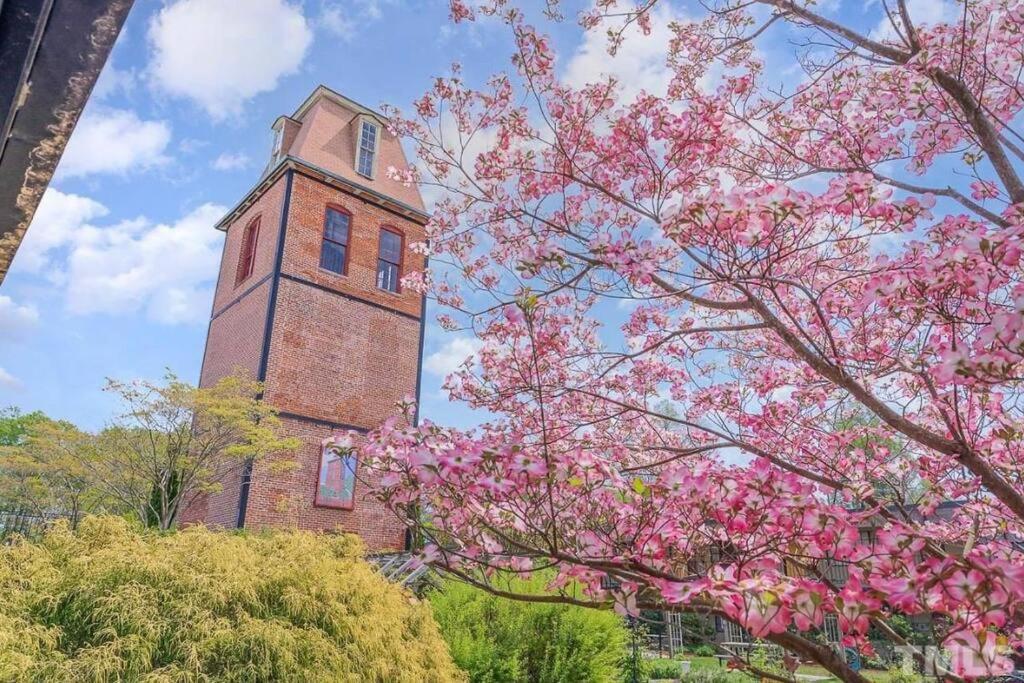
left=352, top=1, right=1024, bottom=679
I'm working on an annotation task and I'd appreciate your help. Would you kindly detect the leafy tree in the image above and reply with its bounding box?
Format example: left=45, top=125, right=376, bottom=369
left=0, top=516, right=464, bottom=682
left=674, top=613, right=715, bottom=651
left=0, top=416, right=110, bottom=524
left=829, top=411, right=926, bottom=507
left=0, top=408, right=45, bottom=447
left=91, top=370, right=299, bottom=530
left=429, top=574, right=628, bottom=683
left=144, top=467, right=181, bottom=528
left=357, top=0, right=1024, bottom=679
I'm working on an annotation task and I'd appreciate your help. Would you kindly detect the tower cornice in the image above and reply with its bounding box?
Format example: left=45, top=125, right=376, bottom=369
left=214, top=155, right=430, bottom=232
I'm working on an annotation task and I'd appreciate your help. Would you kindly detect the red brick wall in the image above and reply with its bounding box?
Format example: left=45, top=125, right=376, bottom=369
left=186, top=168, right=425, bottom=550
left=210, top=178, right=285, bottom=314
left=198, top=176, right=287, bottom=390
left=242, top=417, right=407, bottom=552
left=182, top=176, right=287, bottom=528
left=199, top=281, right=270, bottom=388
left=280, top=173, right=425, bottom=319
left=263, top=277, right=421, bottom=427
left=179, top=458, right=247, bottom=529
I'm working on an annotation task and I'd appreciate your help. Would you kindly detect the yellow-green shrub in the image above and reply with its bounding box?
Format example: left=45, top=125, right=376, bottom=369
left=429, top=575, right=628, bottom=683
left=0, top=516, right=464, bottom=682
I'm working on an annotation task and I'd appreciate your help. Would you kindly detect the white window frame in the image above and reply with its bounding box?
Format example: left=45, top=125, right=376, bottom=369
left=355, top=118, right=379, bottom=178
left=271, top=126, right=284, bottom=164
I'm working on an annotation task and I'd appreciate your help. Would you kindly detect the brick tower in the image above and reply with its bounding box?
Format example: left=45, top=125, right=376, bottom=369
left=184, top=86, right=427, bottom=552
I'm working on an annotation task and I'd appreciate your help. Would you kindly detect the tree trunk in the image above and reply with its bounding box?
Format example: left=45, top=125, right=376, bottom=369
left=767, top=632, right=870, bottom=683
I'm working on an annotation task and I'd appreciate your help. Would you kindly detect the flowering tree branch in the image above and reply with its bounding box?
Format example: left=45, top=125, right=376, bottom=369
left=361, top=0, right=1024, bottom=678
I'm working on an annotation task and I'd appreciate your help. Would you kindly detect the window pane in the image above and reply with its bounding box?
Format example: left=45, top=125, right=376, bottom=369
left=236, top=220, right=259, bottom=284
left=378, top=230, right=401, bottom=264
left=361, top=121, right=377, bottom=149
left=320, top=241, right=346, bottom=274
left=357, top=148, right=373, bottom=176
left=316, top=445, right=357, bottom=508
left=357, top=122, right=377, bottom=176
left=245, top=236, right=256, bottom=276
left=325, top=209, right=349, bottom=244
left=272, top=127, right=283, bottom=156
left=377, top=259, right=399, bottom=292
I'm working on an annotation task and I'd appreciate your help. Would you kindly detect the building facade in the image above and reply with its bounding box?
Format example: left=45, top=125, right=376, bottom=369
left=182, top=86, right=428, bottom=552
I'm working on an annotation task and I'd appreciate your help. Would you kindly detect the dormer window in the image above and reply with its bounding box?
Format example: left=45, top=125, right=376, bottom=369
left=271, top=126, right=283, bottom=164
left=356, top=119, right=378, bottom=178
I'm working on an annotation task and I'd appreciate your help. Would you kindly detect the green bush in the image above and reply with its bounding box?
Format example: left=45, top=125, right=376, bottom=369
left=648, top=658, right=682, bottom=679
left=885, top=666, right=924, bottom=683
left=0, top=516, right=463, bottom=682
left=680, top=668, right=738, bottom=683
left=429, top=575, right=628, bottom=683
left=674, top=613, right=715, bottom=651
left=690, top=644, right=717, bottom=657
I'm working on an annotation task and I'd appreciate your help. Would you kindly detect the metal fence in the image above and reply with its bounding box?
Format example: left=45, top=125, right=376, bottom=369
left=367, top=552, right=439, bottom=594
left=0, top=508, right=63, bottom=542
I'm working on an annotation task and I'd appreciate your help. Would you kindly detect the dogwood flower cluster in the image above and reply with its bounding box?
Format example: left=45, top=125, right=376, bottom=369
left=354, top=1, right=1024, bottom=679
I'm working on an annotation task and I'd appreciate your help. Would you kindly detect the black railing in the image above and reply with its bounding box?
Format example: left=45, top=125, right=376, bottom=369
left=0, top=508, right=63, bottom=542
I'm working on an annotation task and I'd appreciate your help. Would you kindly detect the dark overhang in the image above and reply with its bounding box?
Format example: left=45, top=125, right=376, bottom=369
left=215, top=155, right=431, bottom=232
left=0, top=0, right=134, bottom=283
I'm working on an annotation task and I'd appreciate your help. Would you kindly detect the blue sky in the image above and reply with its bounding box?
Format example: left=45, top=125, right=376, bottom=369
left=0, top=0, right=628, bottom=430
left=0, top=0, right=958, bottom=431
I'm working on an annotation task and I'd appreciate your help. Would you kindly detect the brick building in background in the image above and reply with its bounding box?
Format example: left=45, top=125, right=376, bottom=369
left=181, top=86, right=428, bottom=552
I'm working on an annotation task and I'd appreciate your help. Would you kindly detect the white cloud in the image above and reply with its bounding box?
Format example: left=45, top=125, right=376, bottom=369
left=416, top=113, right=501, bottom=210
left=19, top=189, right=226, bottom=325
left=58, top=108, right=171, bottom=178
left=0, top=296, right=39, bottom=342
left=212, top=152, right=252, bottom=171
left=320, top=4, right=356, bottom=39
left=92, top=59, right=137, bottom=100
left=318, top=0, right=400, bottom=41
left=0, top=368, right=23, bottom=391
left=564, top=3, right=683, bottom=103
left=871, top=0, right=956, bottom=40
left=18, top=189, right=108, bottom=272
left=148, top=0, right=313, bottom=119
left=360, top=0, right=385, bottom=20
left=425, top=336, right=482, bottom=376
left=65, top=203, right=226, bottom=324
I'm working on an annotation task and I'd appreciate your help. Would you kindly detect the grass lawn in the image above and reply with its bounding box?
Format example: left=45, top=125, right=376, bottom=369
left=792, top=664, right=895, bottom=681
left=669, top=655, right=902, bottom=682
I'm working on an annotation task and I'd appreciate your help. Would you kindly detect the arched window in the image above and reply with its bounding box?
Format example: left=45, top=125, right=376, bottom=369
left=376, top=227, right=402, bottom=292
left=235, top=216, right=260, bottom=285
left=320, top=206, right=351, bottom=275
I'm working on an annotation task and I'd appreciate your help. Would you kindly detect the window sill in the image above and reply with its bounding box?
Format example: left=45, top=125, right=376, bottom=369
left=318, top=267, right=348, bottom=279
left=317, top=267, right=403, bottom=297
left=313, top=500, right=355, bottom=511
